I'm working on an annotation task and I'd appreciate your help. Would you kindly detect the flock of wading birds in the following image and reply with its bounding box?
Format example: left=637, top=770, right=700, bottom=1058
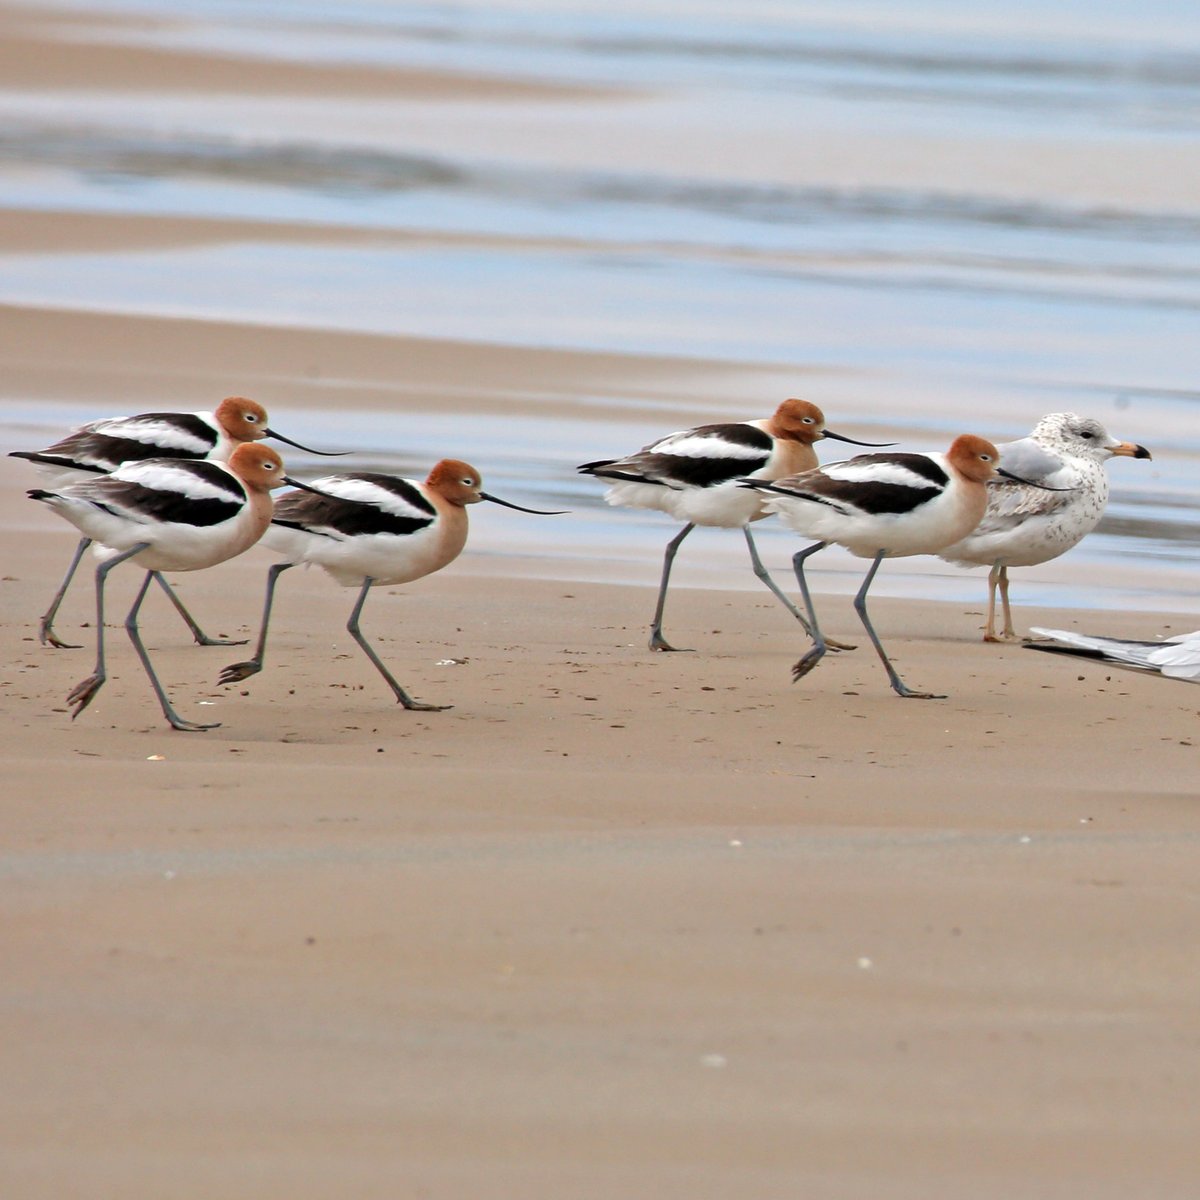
left=12, top=394, right=1194, bottom=733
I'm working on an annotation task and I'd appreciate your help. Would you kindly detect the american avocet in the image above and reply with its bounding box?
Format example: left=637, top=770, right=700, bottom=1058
left=741, top=435, right=1041, bottom=698
left=10, top=396, right=344, bottom=649
left=217, top=460, right=563, bottom=711
left=938, top=414, right=1151, bottom=642
left=1026, top=627, right=1200, bottom=683
left=577, top=398, right=891, bottom=651
left=28, top=444, right=308, bottom=731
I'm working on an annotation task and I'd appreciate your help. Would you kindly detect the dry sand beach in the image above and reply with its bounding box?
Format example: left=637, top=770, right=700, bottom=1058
left=3, top=2, right=1200, bottom=1197
left=5, top=314, right=1200, bottom=1199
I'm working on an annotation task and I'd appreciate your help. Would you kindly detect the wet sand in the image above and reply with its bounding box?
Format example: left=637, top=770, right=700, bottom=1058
left=0, top=2, right=609, bottom=100
left=3, top=4, right=1200, bottom=1196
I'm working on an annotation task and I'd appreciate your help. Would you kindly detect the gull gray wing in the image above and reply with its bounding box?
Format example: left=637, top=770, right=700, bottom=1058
left=994, top=436, right=1065, bottom=483
left=974, top=439, right=1083, bottom=529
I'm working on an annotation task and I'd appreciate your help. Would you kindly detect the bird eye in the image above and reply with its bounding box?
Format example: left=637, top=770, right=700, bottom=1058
left=245, top=413, right=258, bottom=423
left=802, top=417, right=815, bottom=424
left=980, top=453, right=992, bottom=462
left=1079, top=431, right=1094, bottom=439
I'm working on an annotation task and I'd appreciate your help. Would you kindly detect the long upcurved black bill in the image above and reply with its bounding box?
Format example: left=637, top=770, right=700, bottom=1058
left=822, top=429, right=897, bottom=447
left=282, top=475, right=341, bottom=498
left=996, top=468, right=1076, bottom=491
left=265, top=427, right=351, bottom=456
left=480, top=492, right=568, bottom=515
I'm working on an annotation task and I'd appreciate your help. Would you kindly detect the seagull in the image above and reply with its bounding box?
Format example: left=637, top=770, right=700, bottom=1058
left=217, top=460, right=564, bottom=711
left=578, top=398, right=891, bottom=652
left=937, top=413, right=1151, bottom=642
left=11, top=395, right=345, bottom=649
left=741, top=435, right=1041, bottom=698
left=1026, top=628, right=1200, bottom=683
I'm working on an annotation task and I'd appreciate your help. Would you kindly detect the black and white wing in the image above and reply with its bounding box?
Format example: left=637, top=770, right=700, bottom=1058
left=580, top=422, right=773, bottom=490
left=273, top=472, right=437, bottom=538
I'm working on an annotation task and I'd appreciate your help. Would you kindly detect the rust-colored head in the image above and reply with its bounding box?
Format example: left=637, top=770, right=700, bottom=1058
left=946, top=434, right=1002, bottom=484
left=766, top=398, right=826, bottom=444
left=213, top=396, right=270, bottom=443
left=227, top=443, right=287, bottom=491
left=425, top=459, right=485, bottom=506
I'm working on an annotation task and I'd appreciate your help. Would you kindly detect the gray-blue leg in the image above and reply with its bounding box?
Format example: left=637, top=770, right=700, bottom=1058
left=790, top=542, right=828, bottom=682
left=218, top=562, right=294, bottom=685
left=649, top=522, right=695, bottom=652
left=347, top=577, right=450, bottom=711
left=39, top=535, right=92, bottom=648
left=743, top=527, right=855, bottom=651
left=127, top=572, right=219, bottom=731
left=854, top=550, right=943, bottom=699
left=152, top=571, right=248, bottom=647
left=65, top=542, right=148, bottom=718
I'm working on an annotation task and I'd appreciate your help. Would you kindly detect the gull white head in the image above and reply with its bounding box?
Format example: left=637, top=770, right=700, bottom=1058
left=1030, top=412, right=1151, bottom=463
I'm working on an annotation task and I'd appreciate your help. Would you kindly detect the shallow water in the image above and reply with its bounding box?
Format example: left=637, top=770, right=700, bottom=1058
left=1, top=0, right=1197, bottom=612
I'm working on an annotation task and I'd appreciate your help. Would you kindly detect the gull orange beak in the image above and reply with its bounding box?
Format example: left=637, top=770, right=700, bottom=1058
left=1111, top=441, right=1152, bottom=460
